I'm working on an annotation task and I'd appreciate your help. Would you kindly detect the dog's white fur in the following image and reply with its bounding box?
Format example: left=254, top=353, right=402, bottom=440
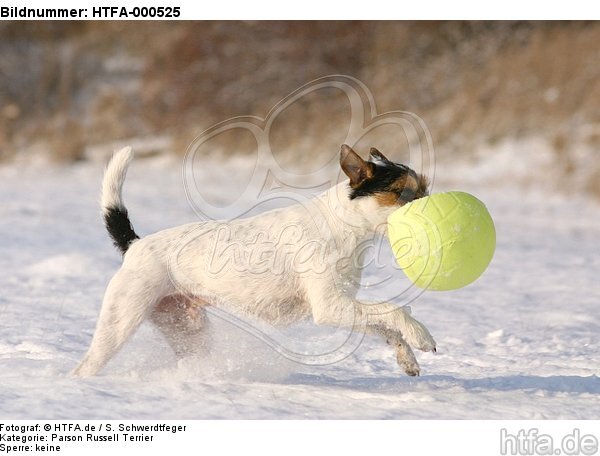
left=101, top=146, right=134, bottom=211
left=73, top=147, right=436, bottom=377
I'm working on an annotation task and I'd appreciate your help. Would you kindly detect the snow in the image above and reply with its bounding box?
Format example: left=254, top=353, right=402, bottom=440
left=0, top=153, right=598, bottom=419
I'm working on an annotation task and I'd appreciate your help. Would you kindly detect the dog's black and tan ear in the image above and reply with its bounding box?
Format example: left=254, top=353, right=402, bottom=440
left=340, top=144, right=375, bottom=188
left=368, top=147, right=391, bottom=164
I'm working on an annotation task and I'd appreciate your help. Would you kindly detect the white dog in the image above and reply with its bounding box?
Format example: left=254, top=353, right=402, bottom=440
left=73, top=145, right=436, bottom=377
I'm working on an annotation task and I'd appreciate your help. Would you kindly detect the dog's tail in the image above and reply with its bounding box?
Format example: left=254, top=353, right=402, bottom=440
left=102, top=147, right=139, bottom=256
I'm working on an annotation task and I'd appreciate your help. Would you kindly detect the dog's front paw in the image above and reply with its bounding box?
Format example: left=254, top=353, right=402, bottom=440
left=400, top=311, right=436, bottom=353
left=412, top=330, right=436, bottom=353
left=398, top=356, right=421, bottom=377
left=395, top=339, right=421, bottom=377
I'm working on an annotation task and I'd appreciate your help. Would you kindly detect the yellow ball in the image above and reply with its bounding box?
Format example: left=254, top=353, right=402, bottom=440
left=387, top=191, right=496, bottom=291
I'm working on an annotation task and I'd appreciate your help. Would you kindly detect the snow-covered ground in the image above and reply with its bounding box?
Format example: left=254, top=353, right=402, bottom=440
left=0, top=153, right=598, bottom=419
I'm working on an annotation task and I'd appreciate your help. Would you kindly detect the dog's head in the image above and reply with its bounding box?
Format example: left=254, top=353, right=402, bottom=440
left=340, top=144, right=429, bottom=224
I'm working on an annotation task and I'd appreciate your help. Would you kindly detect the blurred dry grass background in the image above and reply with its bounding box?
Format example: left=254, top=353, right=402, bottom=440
left=0, top=21, right=598, bottom=195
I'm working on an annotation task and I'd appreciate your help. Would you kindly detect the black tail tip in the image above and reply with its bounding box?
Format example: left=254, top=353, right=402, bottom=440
left=104, top=206, right=139, bottom=255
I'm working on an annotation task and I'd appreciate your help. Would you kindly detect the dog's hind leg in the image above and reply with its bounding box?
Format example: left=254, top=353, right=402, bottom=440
left=150, top=294, right=211, bottom=359
left=72, top=269, right=167, bottom=377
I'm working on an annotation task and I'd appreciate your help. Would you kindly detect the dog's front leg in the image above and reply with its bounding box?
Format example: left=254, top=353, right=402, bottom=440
left=366, top=304, right=437, bottom=353
left=358, top=305, right=435, bottom=376
left=305, top=278, right=435, bottom=375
